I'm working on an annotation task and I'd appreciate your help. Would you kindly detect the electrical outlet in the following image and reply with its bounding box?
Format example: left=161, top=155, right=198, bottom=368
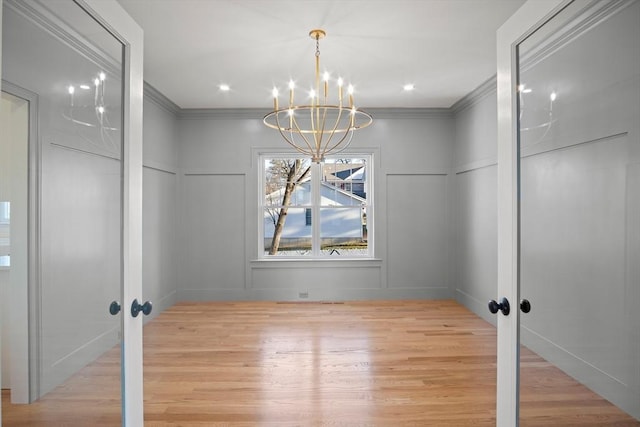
left=298, top=291, right=309, bottom=299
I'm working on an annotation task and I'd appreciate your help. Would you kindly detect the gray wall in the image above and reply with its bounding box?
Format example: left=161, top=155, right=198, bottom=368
left=142, top=86, right=180, bottom=317
left=176, top=109, right=455, bottom=301
left=452, top=79, right=499, bottom=324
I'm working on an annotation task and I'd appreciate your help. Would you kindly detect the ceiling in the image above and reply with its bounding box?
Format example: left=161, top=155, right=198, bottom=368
left=116, top=0, right=526, bottom=110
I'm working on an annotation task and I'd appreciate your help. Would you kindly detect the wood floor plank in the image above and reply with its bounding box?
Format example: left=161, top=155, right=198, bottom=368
left=2, top=300, right=638, bottom=426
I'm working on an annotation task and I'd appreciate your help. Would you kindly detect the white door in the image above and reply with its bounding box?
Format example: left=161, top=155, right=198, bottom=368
left=497, top=0, right=640, bottom=425
left=0, top=0, right=144, bottom=425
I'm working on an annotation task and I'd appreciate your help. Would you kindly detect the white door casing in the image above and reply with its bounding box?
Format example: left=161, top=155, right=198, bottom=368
left=76, top=1, right=145, bottom=424
left=495, top=0, right=568, bottom=425
left=1, top=0, right=5, bottom=421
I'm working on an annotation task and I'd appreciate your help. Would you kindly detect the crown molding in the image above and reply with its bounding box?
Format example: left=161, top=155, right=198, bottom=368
left=365, top=108, right=452, bottom=120
left=5, top=0, right=120, bottom=77
left=519, top=0, right=634, bottom=73
left=450, top=76, right=496, bottom=115
left=143, top=83, right=181, bottom=115
left=177, top=107, right=452, bottom=120
left=178, top=108, right=270, bottom=120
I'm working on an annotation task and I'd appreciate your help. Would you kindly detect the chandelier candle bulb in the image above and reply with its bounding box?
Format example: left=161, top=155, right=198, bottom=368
left=272, top=88, right=279, bottom=110
left=323, top=72, right=329, bottom=98
left=99, top=73, right=106, bottom=99
left=289, top=80, right=294, bottom=106
left=348, top=84, right=354, bottom=108
left=68, top=86, right=74, bottom=107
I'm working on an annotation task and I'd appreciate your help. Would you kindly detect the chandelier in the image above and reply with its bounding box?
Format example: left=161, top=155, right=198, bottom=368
left=263, top=29, right=373, bottom=163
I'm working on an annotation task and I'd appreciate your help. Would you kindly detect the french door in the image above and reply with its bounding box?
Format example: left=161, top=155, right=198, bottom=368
left=0, top=0, right=143, bottom=425
left=497, top=0, right=640, bottom=425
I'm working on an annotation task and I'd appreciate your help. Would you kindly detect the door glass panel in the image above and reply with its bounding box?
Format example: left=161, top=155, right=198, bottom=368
left=2, top=0, right=125, bottom=423
left=518, top=0, right=640, bottom=423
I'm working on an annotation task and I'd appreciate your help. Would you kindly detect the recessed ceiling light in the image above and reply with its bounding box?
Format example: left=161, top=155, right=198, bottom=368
left=403, top=84, right=415, bottom=91
left=219, top=84, right=230, bottom=92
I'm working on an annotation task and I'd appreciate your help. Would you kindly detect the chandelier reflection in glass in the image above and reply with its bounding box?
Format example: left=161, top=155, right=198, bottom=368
left=263, top=29, right=373, bottom=163
left=518, top=83, right=557, bottom=145
left=64, top=71, right=119, bottom=152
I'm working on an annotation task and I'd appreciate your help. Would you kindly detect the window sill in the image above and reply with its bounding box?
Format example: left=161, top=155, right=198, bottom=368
left=250, top=257, right=382, bottom=268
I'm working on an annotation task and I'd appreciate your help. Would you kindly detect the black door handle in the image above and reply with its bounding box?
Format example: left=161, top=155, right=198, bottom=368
left=131, top=299, right=153, bottom=317
left=520, top=299, right=531, bottom=313
left=109, top=301, right=121, bottom=315
left=488, top=297, right=510, bottom=316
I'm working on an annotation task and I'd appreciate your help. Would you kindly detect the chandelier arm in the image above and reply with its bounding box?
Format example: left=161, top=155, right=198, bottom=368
left=309, top=103, right=320, bottom=153
left=320, top=105, right=346, bottom=155
left=323, top=125, right=355, bottom=157
left=322, top=130, right=355, bottom=159
left=319, top=104, right=329, bottom=146
left=290, top=113, right=318, bottom=156
left=274, top=111, right=311, bottom=155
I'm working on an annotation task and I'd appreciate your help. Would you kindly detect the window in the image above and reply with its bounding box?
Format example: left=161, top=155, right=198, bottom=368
left=0, top=201, right=9, bottom=225
left=0, top=202, right=9, bottom=265
left=261, top=155, right=372, bottom=258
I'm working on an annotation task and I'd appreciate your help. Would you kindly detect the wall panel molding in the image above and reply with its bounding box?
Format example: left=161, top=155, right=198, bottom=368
left=455, top=159, right=498, bottom=175
left=520, top=131, right=628, bottom=159
left=143, top=161, right=177, bottom=175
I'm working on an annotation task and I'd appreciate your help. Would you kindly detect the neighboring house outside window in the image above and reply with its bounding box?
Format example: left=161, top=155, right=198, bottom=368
left=305, top=208, right=312, bottom=226
left=261, top=155, right=372, bottom=258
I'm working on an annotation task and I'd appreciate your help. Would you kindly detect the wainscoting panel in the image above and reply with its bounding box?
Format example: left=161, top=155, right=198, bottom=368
left=453, top=164, right=497, bottom=319
left=143, top=166, right=178, bottom=316
left=180, top=174, right=246, bottom=295
left=520, top=132, right=640, bottom=416
left=386, top=174, right=449, bottom=291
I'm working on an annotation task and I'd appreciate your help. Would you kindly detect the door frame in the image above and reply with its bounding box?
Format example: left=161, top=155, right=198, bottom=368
left=75, top=1, right=145, bottom=425
left=0, top=81, right=39, bottom=404
left=495, top=0, right=570, bottom=425
left=0, top=0, right=144, bottom=424
left=1, top=2, right=5, bottom=422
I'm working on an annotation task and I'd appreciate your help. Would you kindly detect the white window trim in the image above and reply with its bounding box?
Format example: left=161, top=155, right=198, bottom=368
left=258, top=152, right=374, bottom=260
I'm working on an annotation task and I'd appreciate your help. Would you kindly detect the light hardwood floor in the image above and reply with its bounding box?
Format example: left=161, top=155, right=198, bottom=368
left=2, top=300, right=638, bottom=426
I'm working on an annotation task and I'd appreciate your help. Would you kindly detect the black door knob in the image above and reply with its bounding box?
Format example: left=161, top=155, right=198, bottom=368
left=131, top=299, right=153, bottom=317
left=520, top=299, right=531, bottom=313
left=109, top=301, right=121, bottom=315
left=488, top=297, right=510, bottom=316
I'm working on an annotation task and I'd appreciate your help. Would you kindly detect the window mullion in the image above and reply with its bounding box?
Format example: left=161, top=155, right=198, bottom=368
left=311, top=162, right=321, bottom=256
